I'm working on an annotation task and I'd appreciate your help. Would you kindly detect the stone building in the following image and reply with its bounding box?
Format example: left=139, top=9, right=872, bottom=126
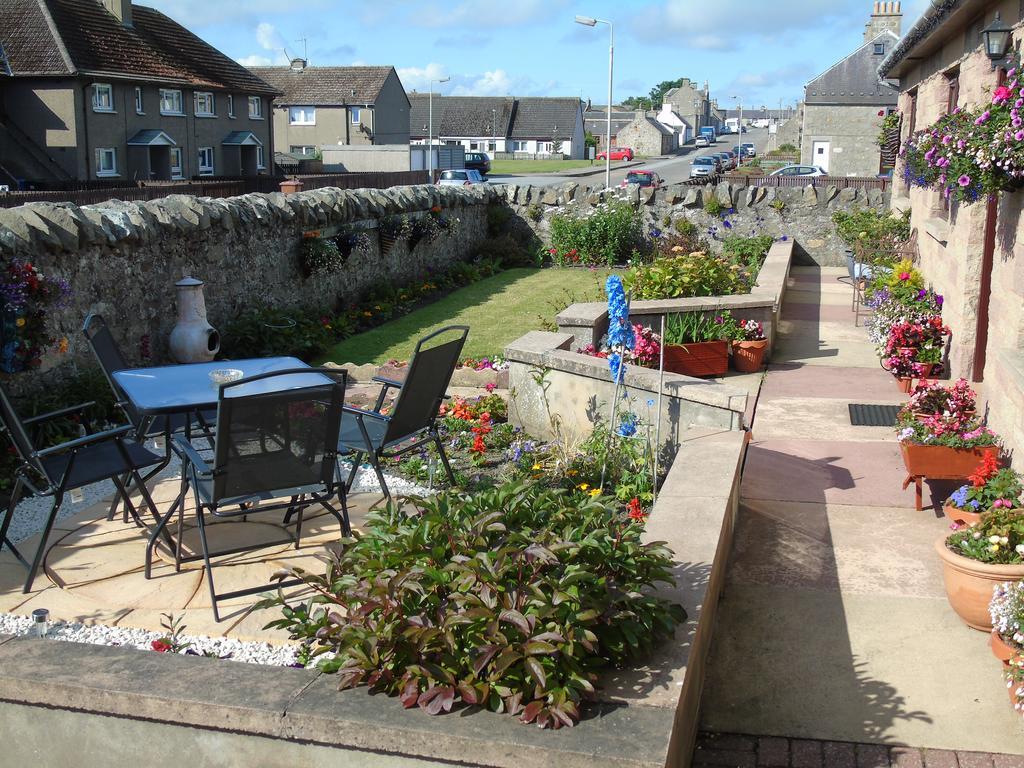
left=662, top=79, right=710, bottom=137
left=583, top=105, right=637, bottom=152
left=800, top=2, right=902, bottom=176
left=615, top=113, right=675, bottom=157
left=880, top=0, right=1024, bottom=458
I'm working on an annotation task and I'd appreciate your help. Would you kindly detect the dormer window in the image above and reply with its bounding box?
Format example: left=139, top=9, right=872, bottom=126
left=873, top=43, right=885, bottom=55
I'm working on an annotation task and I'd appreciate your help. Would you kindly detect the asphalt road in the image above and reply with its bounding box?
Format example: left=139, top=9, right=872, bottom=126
left=487, top=127, right=772, bottom=189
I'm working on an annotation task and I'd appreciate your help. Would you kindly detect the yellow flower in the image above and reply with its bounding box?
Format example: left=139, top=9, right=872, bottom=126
left=58, top=337, right=68, bottom=354
left=567, top=470, right=578, bottom=476
left=15, top=318, right=25, bottom=328
left=578, top=483, right=589, bottom=491
left=588, top=488, right=601, bottom=497
left=531, top=463, right=541, bottom=470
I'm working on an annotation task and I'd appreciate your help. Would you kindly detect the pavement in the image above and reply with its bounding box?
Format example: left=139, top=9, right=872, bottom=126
left=698, top=266, right=1024, bottom=754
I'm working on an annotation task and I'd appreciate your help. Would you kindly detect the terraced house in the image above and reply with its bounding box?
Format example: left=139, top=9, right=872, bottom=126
left=0, top=0, right=278, bottom=185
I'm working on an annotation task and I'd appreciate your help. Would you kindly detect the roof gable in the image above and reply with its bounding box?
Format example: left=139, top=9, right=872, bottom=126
left=250, top=65, right=397, bottom=105
left=0, top=0, right=277, bottom=92
left=509, top=97, right=581, bottom=138
left=805, top=30, right=899, bottom=105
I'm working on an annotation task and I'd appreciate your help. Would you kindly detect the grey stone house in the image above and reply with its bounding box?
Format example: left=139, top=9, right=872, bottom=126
left=583, top=104, right=637, bottom=152
left=250, top=61, right=409, bottom=159
left=800, top=2, right=902, bottom=176
left=662, top=79, right=710, bottom=136
left=409, top=95, right=584, bottom=158
left=615, top=113, right=674, bottom=157
left=0, top=0, right=278, bottom=184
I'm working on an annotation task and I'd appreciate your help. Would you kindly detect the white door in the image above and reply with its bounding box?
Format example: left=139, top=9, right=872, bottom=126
left=812, top=141, right=830, bottom=172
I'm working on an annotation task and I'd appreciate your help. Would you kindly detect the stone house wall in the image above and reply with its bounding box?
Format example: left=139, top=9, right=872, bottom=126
left=890, top=4, right=1024, bottom=460
left=774, top=106, right=803, bottom=150
left=615, top=117, right=672, bottom=157
left=800, top=103, right=886, bottom=176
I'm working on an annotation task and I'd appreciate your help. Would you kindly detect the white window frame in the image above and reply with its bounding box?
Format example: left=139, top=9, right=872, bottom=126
left=134, top=86, right=144, bottom=114
left=92, top=83, right=114, bottom=112
left=227, top=94, right=235, bottom=118
left=288, top=106, right=316, bottom=125
left=248, top=96, right=263, bottom=119
left=160, top=89, right=184, bottom=115
left=198, top=146, right=214, bottom=176
left=194, top=91, right=215, bottom=117
left=289, top=145, right=316, bottom=156
left=95, top=147, right=117, bottom=177
left=256, top=146, right=265, bottom=170
left=169, top=147, right=183, bottom=179
left=350, top=106, right=361, bottom=124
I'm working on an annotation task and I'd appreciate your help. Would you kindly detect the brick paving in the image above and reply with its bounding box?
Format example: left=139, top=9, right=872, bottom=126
left=694, top=734, right=1022, bottom=768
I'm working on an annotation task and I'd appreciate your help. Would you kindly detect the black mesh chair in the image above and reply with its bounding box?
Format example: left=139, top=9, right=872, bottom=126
left=339, top=326, right=468, bottom=500
left=156, top=368, right=348, bottom=622
left=0, top=385, right=163, bottom=592
left=82, top=313, right=215, bottom=519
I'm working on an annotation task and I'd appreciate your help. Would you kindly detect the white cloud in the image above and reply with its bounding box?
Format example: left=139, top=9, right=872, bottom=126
left=145, top=0, right=331, bottom=25
left=396, top=63, right=450, bottom=92
left=452, top=70, right=515, bottom=96
left=237, top=54, right=275, bottom=66
left=255, top=22, right=283, bottom=51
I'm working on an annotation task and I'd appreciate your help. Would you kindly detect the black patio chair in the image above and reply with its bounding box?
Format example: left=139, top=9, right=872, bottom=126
left=0, top=385, right=163, bottom=593
left=339, top=326, right=468, bottom=500
left=155, top=368, right=348, bottom=622
left=82, top=313, right=216, bottom=519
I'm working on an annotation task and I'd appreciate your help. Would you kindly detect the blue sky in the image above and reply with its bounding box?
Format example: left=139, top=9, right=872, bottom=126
left=147, top=0, right=930, bottom=109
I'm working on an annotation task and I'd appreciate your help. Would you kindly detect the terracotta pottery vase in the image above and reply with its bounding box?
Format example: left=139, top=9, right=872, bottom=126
left=990, top=630, right=1019, bottom=669
left=943, top=501, right=983, bottom=527
left=916, top=363, right=935, bottom=379
left=731, top=339, right=768, bottom=373
left=897, top=376, right=913, bottom=393
left=663, top=341, right=728, bottom=378
left=934, top=534, right=1024, bottom=631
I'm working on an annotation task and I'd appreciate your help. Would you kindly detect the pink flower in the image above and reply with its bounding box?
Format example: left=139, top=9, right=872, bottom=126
left=1016, top=131, right=1024, bottom=141
left=993, top=85, right=1012, bottom=104
left=957, top=174, right=971, bottom=187
left=899, top=272, right=911, bottom=281
left=485, top=382, right=496, bottom=393
left=994, top=498, right=1014, bottom=509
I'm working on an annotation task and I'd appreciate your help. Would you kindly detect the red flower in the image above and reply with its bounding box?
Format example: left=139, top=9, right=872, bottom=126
left=626, top=497, right=647, bottom=522
left=151, top=639, right=172, bottom=653
left=968, top=449, right=1001, bottom=488
left=878, top=110, right=885, bottom=117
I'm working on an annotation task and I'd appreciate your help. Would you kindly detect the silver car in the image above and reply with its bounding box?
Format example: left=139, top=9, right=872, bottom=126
left=768, top=165, right=827, bottom=177
left=437, top=169, right=486, bottom=186
left=690, top=156, right=720, bottom=178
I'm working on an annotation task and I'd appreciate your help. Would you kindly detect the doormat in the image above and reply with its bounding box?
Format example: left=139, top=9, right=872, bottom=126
left=848, top=403, right=902, bottom=427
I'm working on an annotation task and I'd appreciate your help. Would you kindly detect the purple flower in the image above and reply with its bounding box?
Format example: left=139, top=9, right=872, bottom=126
left=957, top=174, right=971, bottom=187
left=723, top=220, right=732, bottom=229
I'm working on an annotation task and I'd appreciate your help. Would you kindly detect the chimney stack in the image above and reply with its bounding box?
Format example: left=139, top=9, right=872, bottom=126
left=864, top=1, right=901, bottom=42
left=290, top=58, right=307, bottom=71
left=102, top=0, right=133, bottom=27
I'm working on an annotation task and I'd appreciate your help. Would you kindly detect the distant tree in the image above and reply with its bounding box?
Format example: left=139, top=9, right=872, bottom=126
left=621, top=95, right=653, bottom=111
left=584, top=131, right=598, bottom=149
left=647, top=78, right=686, bottom=108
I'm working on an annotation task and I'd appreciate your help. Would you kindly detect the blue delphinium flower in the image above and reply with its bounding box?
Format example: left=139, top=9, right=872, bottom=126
left=617, top=414, right=638, bottom=438
left=608, top=352, right=623, bottom=382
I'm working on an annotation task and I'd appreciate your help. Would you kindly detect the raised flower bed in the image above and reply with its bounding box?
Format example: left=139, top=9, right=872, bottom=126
left=944, top=452, right=1022, bottom=527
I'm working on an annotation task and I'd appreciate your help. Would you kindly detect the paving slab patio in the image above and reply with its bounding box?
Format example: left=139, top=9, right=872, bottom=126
left=700, top=265, right=1024, bottom=754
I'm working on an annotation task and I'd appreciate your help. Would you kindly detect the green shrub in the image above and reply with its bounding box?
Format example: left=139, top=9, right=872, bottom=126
left=624, top=251, right=752, bottom=299
left=663, top=311, right=736, bottom=344
left=549, top=200, right=643, bottom=266
left=221, top=306, right=338, bottom=361
left=721, top=234, right=774, bottom=273
left=261, top=481, right=684, bottom=728
left=777, top=143, right=797, bottom=153
left=526, top=203, right=544, bottom=222
left=703, top=196, right=725, bottom=216
left=832, top=208, right=910, bottom=250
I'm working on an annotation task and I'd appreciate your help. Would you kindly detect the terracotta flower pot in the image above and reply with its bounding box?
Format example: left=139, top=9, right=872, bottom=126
left=934, top=534, right=1024, bottom=631
left=991, top=630, right=1019, bottom=669
left=916, top=363, right=936, bottom=379
left=900, top=444, right=995, bottom=480
left=731, top=338, right=768, bottom=373
left=943, top=501, right=983, bottom=527
left=897, top=376, right=913, bottom=393
left=663, top=341, right=728, bottom=378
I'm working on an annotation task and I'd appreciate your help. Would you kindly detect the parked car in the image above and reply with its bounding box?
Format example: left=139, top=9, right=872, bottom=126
left=437, top=169, right=486, bottom=186
left=713, top=152, right=736, bottom=171
left=621, top=170, right=662, bottom=188
left=741, top=143, right=756, bottom=157
left=768, top=165, right=827, bottom=177
left=695, top=136, right=711, bottom=148
left=690, top=156, right=721, bottom=178
left=596, top=146, right=634, bottom=161
left=464, top=151, right=491, bottom=175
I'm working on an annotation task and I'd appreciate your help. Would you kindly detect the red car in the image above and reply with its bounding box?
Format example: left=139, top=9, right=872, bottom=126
left=596, top=146, right=634, bottom=161
left=620, top=170, right=662, bottom=188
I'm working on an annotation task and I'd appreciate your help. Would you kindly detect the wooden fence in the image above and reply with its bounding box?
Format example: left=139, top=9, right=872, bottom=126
left=0, top=170, right=430, bottom=209
left=723, top=173, right=890, bottom=191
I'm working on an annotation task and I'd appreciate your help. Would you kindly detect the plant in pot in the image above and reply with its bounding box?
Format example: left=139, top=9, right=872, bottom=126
left=913, top=341, right=943, bottom=379
left=944, top=451, right=1022, bottom=526
left=730, top=318, right=768, bottom=373
left=884, top=348, right=918, bottom=392
left=990, top=581, right=1024, bottom=672
left=661, top=311, right=734, bottom=378
left=936, top=507, right=1024, bottom=631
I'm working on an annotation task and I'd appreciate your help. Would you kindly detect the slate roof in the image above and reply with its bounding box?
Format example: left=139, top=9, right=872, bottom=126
left=805, top=30, right=900, bottom=106
left=408, top=94, right=514, bottom=138
left=644, top=117, right=674, bottom=136
left=0, top=0, right=277, bottom=92
left=250, top=66, right=397, bottom=105
left=509, top=97, right=581, bottom=139
left=879, top=0, right=961, bottom=78
left=584, top=108, right=636, bottom=136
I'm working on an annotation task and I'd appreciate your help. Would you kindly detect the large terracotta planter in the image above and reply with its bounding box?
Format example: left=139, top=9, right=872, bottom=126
left=900, top=444, right=994, bottom=480
left=663, top=341, right=728, bottom=378
left=943, top=501, right=983, bottom=527
left=732, top=339, right=768, bottom=373
left=934, top=534, right=1024, bottom=631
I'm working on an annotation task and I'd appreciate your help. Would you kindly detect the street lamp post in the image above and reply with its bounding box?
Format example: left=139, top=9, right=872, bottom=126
left=492, top=108, right=497, bottom=156
left=428, top=75, right=450, bottom=182
left=732, top=95, right=742, bottom=163
left=575, top=15, right=613, bottom=190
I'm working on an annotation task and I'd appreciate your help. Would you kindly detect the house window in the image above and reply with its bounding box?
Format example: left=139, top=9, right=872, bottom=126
left=511, top=140, right=527, bottom=151
left=873, top=43, right=885, bottom=55
left=288, top=106, right=316, bottom=125
left=469, top=142, right=479, bottom=150
left=134, top=86, right=144, bottom=114
left=907, top=91, right=918, bottom=137
left=194, top=92, right=215, bottom=116
left=351, top=107, right=361, bottom=124
left=160, top=89, right=184, bottom=115
left=289, top=145, right=316, bottom=156
left=169, top=148, right=183, bottom=179
left=248, top=96, right=263, bottom=119
left=256, top=146, right=265, bottom=170
left=487, top=142, right=496, bottom=152
left=92, top=83, right=114, bottom=112
left=198, top=146, right=214, bottom=175
left=946, top=71, right=960, bottom=115
left=227, top=95, right=235, bottom=118
left=95, top=147, right=117, bottom=176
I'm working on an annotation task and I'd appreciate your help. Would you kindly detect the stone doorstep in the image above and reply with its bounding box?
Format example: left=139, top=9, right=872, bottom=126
left=0, top=430, right=747, bottom=768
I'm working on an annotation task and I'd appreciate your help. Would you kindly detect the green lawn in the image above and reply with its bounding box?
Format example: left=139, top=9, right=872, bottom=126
left=488, top=159, right=600, bottom=175
left=318, top=268, right=613, bottom=365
